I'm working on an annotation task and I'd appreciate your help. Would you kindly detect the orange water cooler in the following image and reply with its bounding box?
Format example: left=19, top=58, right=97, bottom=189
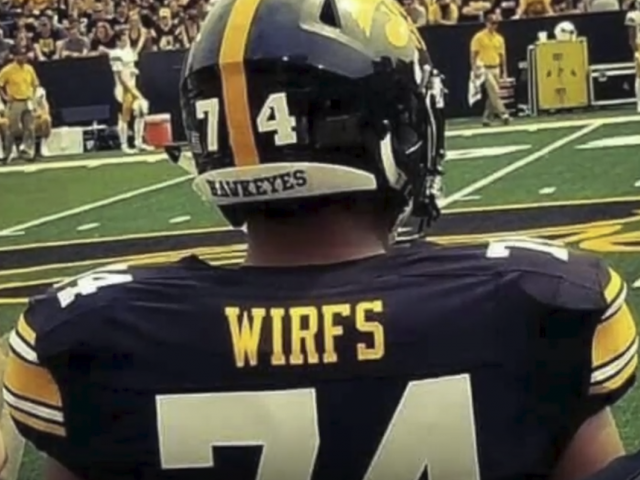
left=144, top=114, right=173, bottom=148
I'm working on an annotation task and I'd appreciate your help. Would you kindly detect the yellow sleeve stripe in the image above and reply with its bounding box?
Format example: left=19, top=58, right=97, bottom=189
left=604, top=268, right=624, bottom=304
left=3, top=352, right=62, bottom=408
left=590, top=343, right=638, bottom=395
left=7, top=406, right=65, bottom=437
left=591, top=336, right=638, bottom=384
left=603, top=282, right=627, bottom=321
left=9, top=330, right=38, bottom=364
left=16, top=315, right=36, bottom=347
left=592, top=302, right=638, bottom=371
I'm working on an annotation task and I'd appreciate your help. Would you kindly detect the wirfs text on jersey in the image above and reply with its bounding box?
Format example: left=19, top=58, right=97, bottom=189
left=225, top=300, right=385, bottom=368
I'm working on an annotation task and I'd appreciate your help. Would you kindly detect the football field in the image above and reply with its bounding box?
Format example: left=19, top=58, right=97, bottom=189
left=2, top=111, right=640, bottom=479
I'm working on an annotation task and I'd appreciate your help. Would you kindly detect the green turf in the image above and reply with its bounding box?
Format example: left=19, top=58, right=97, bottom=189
left=445, top=127, right=582, bottom=193
left=0, top=160, right=180, bottom=231
left=2, top=113, right=640, bottom=480
left=0, top=126, right=586, bottom=245
left=472, top=123, right=640, bottom=206
left=0, top=180, right=219, bottom=245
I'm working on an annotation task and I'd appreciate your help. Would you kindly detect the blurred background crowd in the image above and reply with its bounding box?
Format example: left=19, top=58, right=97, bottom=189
left=0, top=0, right=632, bottom=66
left=0, top=0, right=208, bottom=64
left=401, top=0, right=636, bottom=27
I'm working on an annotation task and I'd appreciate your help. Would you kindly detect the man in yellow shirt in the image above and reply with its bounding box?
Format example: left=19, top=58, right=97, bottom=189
left=0, top=47, right=39, bottom=162
left=469, top=14, right=511, bottom=126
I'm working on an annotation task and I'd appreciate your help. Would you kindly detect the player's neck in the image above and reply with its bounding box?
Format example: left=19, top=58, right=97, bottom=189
left=244, top=212, right=387, bottom=267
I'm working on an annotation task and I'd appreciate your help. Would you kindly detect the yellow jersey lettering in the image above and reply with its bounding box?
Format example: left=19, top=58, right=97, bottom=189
left=321, top=304, right=349, bottom=364
left=225, top=301, right=386, bottom=367
left=225, top=306, right=266, bottom=368
left=289, top=306, right=320, bottom=366
left=270, top=307, right=287, bottom=366
left=356, top=300, right=385, bottom=361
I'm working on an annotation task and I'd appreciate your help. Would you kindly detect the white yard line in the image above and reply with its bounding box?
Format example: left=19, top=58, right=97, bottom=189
left=0, top=153, right=164, bottom=174
left=446, top=114, right=640, bottom=137
left=0, top=174, right=192, bottom=236
left=440, top=122, right=602, bottom=208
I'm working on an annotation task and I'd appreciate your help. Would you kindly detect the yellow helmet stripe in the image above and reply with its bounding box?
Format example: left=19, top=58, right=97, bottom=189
left=219, top=0, right=264, bottom=167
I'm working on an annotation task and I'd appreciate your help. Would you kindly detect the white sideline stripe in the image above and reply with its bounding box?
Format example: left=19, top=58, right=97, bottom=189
left=440, top=122, right=602, bottom=207
left=0, top=174, right=192, bottom=235
left=0, top=153, right=164, bottom=174
left=446, top=114, right=640, bottom=137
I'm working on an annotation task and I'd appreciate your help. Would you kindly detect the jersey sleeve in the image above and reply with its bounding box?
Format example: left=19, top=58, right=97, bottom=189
left=494, top=240, right=638, bottom=413
left=3, top=312, right=66, bottom=439
left=2, top=266, right=135, bottom=472
left=588, top=267, right=638, bottom=402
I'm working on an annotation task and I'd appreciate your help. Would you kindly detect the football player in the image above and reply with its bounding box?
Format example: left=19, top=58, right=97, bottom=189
left=3, top=2, right=638, bottom=480
left=109, top=30, right=153, bottom=154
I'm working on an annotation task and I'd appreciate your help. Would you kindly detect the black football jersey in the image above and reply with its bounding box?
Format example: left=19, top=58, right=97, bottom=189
left=4, top=240, right=638, bottom=480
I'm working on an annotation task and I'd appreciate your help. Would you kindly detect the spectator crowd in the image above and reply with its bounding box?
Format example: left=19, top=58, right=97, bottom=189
left=401, top=0, right=635, bottom=26
left=0, top=0, right=207, bottom=64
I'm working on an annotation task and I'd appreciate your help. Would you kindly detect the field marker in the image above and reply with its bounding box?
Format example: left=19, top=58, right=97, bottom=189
left=458, top=195, right=482, bottom=201
left=169, top=215, right=191, bottom=224
left=441, top=122, right=602, bottom=207
left=76, top=222, right=100, bottom=231
left=538, top=187, right=557, bottom=195
left=0, top=174, right=192, bottom=236
left=633, top=278, right=640, bottom=289
left=634, top=180, right=640, bottom=187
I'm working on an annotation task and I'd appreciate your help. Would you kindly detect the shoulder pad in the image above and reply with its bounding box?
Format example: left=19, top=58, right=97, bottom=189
left=3, top=262, right=187, bottom=446
left=485, top=238, right=637, bottom=400
left=23, top=264, right=135, bottom=358
left=0, top=263, right=134, bottom=441
left=485, top=237, right=611, bottom=313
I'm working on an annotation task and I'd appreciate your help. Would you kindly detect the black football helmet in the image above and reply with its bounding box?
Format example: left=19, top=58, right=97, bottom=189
left=176, top=0, right=445, bottom=231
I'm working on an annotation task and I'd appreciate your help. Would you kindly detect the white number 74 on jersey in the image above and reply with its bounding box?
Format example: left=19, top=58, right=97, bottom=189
left=156, top=374, right=480, bottom=480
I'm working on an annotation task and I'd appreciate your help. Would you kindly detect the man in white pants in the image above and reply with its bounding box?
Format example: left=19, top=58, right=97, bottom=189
left=109, top=31, right=153, bottom=154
